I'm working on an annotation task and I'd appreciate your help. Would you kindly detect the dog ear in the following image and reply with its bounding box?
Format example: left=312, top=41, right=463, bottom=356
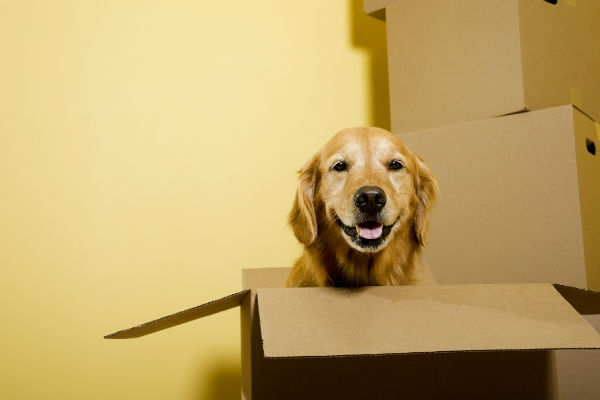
left=412, top=154, right=438, bottom=247
left=288, top=152, right=320, bottom=246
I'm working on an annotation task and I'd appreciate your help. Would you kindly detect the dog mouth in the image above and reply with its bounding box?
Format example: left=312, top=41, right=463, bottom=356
left=356, top=221, right=384, bottom=240
left=334, top=215, right=399, bottom=250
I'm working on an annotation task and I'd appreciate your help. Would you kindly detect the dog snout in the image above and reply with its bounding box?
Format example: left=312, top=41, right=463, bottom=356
left=354, top=186, right=386, bottom=214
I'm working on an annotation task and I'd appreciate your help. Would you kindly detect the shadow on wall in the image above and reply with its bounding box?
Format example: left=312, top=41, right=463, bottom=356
left=349, top=0, right=391, bottom=131
left=196, top=358, right=241, bottom=400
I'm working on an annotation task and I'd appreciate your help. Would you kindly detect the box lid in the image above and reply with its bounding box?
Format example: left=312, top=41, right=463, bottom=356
left=105, top=277, right=600, bottom=353
left=104, top=267, right=289, bottom=339
left=104, top=290, right=249, bottom=339
left=257, top=283, right=600, bottom=358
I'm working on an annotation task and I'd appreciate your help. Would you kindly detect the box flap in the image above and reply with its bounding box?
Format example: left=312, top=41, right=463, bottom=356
left=553, top=284, right=600, bottom=315
left=242, top=267, right=290, bottom=290
left=257, top=284, right=600, bottom=358
left=104, top=290, right=249, bottom=339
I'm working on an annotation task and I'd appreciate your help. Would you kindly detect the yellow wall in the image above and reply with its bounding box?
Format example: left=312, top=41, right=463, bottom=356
left=0, top=0, right=388, bottom=398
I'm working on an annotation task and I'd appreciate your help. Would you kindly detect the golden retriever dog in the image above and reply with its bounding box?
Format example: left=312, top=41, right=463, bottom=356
left=286, top=127, right=438, bottom=287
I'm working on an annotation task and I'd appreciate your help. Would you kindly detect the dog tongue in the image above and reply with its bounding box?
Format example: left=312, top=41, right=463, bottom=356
left=358, top=224, right=383, bottom=239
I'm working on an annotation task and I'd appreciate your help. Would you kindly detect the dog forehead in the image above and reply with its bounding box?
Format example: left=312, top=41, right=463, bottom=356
left=322, top=127, right=408, bottom=162
left=324, top=129, right=366, bottom=152
left=372, top=135, right=404, bottom=156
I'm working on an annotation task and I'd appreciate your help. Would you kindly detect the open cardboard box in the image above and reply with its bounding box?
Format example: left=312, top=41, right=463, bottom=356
left=364, top=0, right=600, bottom=133
left=106, top=267, right=600, bottom=399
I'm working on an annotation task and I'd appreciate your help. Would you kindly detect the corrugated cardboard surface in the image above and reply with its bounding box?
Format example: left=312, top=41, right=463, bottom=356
left=257, top=284, right=600, bottom=358
left=242, top=267, right=289, bottom=290
left=252, top=350, right=559, bottom=400
left=240, top=268, right=289, bottom=400
left=402, top=105, right=590, bottom=288
left=519, top=0, right=600, bottom=125
left=243, top=269, right=568, bottom=399
left=557, top=314, right=600, bottom=400
left=573, top=109, right=600, bottom=289
left=381, top=0, right=600, bottom=132
left=386, top=0, right=525, bottom=132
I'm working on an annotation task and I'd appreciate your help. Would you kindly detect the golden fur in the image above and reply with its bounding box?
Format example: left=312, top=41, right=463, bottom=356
left=286, top=127, right=438, bottom=287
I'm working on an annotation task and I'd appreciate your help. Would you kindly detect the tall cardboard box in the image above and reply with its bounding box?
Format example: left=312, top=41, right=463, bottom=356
left=106, top=268, right=600, bottom=399
left=401, top=105, right=600, bottom=399
left=364, top=0, right=600, bottom=132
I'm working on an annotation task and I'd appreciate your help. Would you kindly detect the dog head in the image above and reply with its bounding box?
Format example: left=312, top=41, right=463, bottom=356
left=289, top=127, right=437, bottom=253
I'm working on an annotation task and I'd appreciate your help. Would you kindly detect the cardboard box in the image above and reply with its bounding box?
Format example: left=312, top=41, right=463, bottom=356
left=559, top=315, right=600, bottom=399
left=401, top=105, right=600, bottom=289
left=401, top=105, right=600, bottom=399
left=364, top=0, right=600, bottom=133
left=106, top=267, right=600, bottom=399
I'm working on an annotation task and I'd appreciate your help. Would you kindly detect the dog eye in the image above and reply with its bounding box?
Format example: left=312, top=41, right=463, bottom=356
left=332, top=161, right=347, bottom=172
left=389, top=159, right=404, bottom=170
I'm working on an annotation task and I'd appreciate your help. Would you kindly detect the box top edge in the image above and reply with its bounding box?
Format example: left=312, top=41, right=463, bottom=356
left=263, top=346, right=600, bottom=360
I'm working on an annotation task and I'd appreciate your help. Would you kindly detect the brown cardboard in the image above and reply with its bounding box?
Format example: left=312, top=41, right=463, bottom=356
left=104, top=290, right=249, bottom=339
left=258, top=284, right=600, bottom=357
left=106, top=267, right=600, bottom=399
left=242, top=266, right=290, bottom=289
left=401, top=105, right=600, bottom=290
left=557, top=315, right=600, bottom=400
left=553, top=284, right=600, bottom=315
left=252, top=350, right=561, bottom=399
left=401, top=105, right=600, bottom=400
left=364, top=0, right=600, bottom=132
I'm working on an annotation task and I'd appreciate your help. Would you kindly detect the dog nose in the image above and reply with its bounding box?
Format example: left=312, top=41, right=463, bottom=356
left=354, top=186, right=386, bottom=214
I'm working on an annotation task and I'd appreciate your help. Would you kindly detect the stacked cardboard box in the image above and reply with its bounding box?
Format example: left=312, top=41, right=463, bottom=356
left=366, top=0, right=600, bottom=133
left=364, top=0, right=600, bottom=398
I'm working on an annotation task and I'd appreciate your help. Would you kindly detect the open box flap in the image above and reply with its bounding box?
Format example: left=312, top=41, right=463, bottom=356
left=553, top=283, right=600, bottom=315
left=104, top=290, right=250, bottom=339
left=242, top=267, right=290, bottom=290
left=257, top=283, right=600, bottom=358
